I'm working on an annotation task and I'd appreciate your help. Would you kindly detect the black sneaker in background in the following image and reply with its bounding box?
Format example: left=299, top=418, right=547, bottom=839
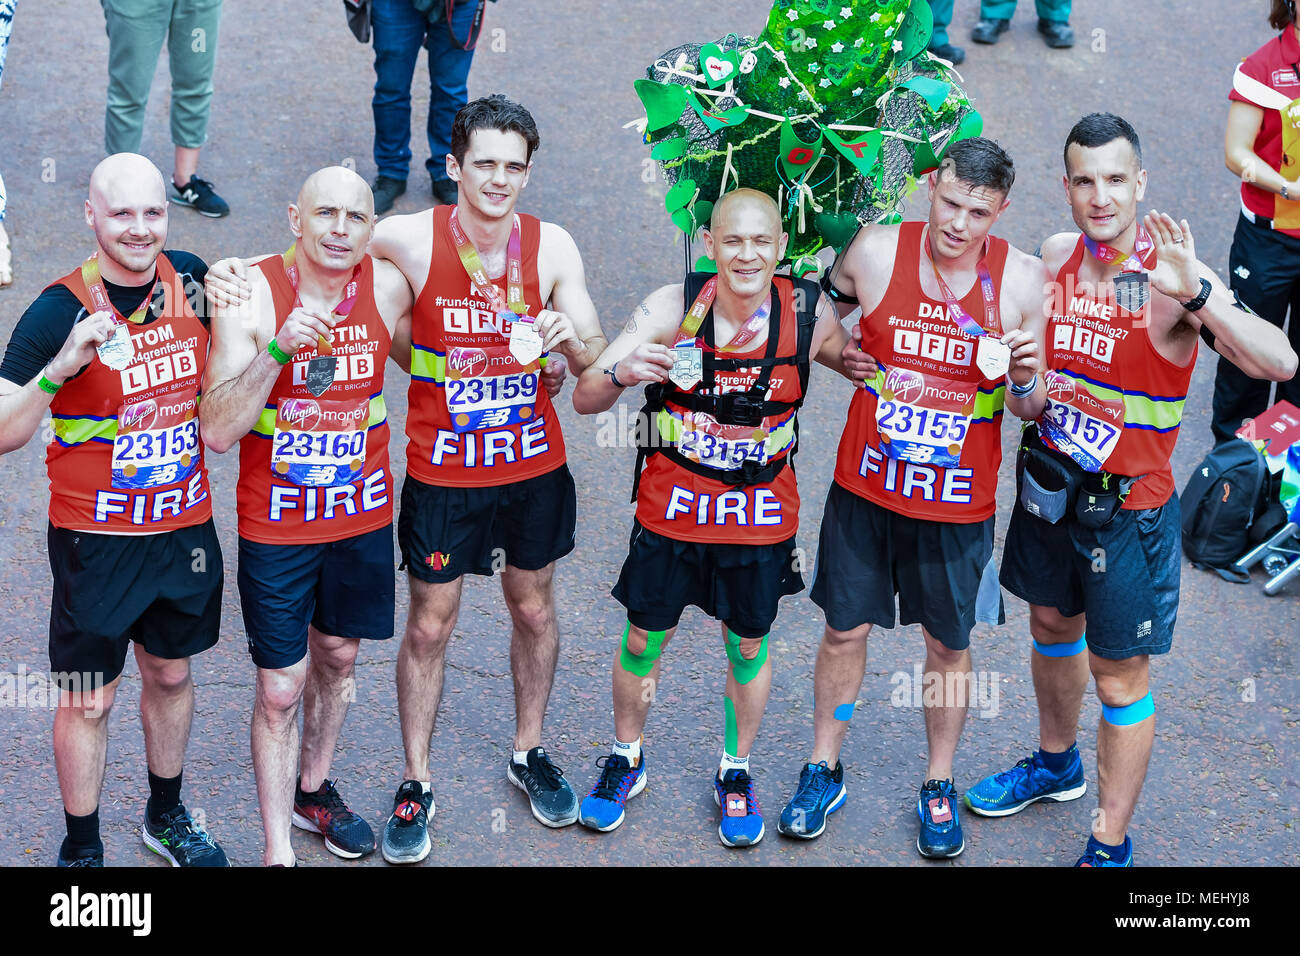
left=1037, top=18, right=1074, bottom=48
left=507, top=746, right=579, bottom=828
left=928, top=41, right=965, bottom=64
left=381, top=780, right=433, bottom=864
left=372, top=175, right=407, bottom=215
left=292, top=777, right=376, bottom=859
left=171, top=175, right=230, bottom=218
left=971, top=17, right=1010, bottom=44
left=142, top=803, right=229, bottom=866
left=431, top=178, right=458, bottom=206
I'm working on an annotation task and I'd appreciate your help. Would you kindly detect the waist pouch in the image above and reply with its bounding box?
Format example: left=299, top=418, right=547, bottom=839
left=1016, top=423, right=1141, bottom=529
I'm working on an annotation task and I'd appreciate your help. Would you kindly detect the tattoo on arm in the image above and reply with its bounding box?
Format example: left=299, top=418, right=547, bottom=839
left=625, top=303, right=650, bottom=334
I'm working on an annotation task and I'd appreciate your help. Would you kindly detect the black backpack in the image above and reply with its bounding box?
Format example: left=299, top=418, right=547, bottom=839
left=1181, top=440, right=1284, bottom=582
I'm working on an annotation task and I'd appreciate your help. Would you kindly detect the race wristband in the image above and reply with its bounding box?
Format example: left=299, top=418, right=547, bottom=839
left=607, top=363, right=628, bottom=388
left=267, top=339, right=293, bottom=365
left=37, top=372, right=62, bottom=395
left=1007, top=375, right=1037, bottom=397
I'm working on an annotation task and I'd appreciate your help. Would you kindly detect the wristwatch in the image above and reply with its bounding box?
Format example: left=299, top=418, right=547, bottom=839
left=1181, top=277, right=1212, bottom=313
left=1283, top=184, right=1291, bottom=201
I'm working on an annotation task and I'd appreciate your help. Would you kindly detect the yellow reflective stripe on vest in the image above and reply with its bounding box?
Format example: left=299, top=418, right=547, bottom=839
left=251, top=395, right=388, bottom=437
left=654, top=407, right=797, bottom=458
left=1053, top=370, right=1185, bottom=431
left=410, top=347, right=445, bottom=381
left=867, top=369, right=1006, bottom=423
left=52, top=415, right=117, bottom=444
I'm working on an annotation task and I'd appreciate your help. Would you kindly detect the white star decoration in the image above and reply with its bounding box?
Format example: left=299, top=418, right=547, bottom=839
left=853, top=37, right=864, bottom=47
left=805, top=37, right=817, bottom=48
left=853, top=87, right=864, bottom=96
left=778, top=77, right=791, bottom=88
left=808, top=62, right=820, bottom=72
left=870, top=12, right=880, bottom=22
left=841, top=6, right=852, bottom=18
left=786, top=8, right=798, bottom=20
left=891, top=39, right=902, bottom=53
left=819, top=78, right=831, bottom=87
left=831, top=41, right=844, bottom=52
left=823, top=20, right=836, bottom=30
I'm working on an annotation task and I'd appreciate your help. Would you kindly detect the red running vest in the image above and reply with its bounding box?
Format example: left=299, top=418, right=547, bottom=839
left=235, top=254, right=393, bottom=544
left=48, top=255, right=212, bottom=533
left=406, top=206, right=566, bottom=486
left=833, top=221, right=1009, bottom=523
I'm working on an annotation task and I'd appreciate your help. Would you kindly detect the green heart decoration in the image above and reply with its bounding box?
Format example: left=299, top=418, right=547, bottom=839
left=912, top=137, right=941, bottom=175
left=948, top=109, right=984, bottom=146
left=634, top=79, right=689, bottom=133
left=665, top=178, right=697, bottom=213
left=699, top=43, right=740, bottom=89
left=824, top=57, right=854, bottom=86
left=901, top=76, right=951, bottom=112
left=806, top=0, right=832, bottom=15
left=650, top=137, right=688, bottom=161
left=897, top=0, right=933, bottom=61
left=671, top=199, right=714, bottom=236
left=815, top=211, right=862, bottom=250
left=689, top=93, right=750, bottom=132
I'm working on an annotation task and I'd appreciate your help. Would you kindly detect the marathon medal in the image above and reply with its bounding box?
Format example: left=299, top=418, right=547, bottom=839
left=670, top=343, right=704, bottom=390
left=97, top=322, right=135, bottom=371
left=281, top=243, right=361, bottom=396
left=975, top=336, right=1011, bottom=379
left=305, top=356, right=336, bottom=397
left=1113, top=272, right=1149, bottom=313
left=509, top=314, right=544, bottom=366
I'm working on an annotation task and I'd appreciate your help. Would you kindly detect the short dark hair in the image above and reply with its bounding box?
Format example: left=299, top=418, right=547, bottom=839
left=1063, top=113, right=1142, bottom=169
left=450, top=94, right=541, bottom=166
left=938, top=137, right=1015, bottom=196
left=1271, top=0, right=1295, bottom=30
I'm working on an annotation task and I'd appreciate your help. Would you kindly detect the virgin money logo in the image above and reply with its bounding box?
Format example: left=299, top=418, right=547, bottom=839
left=448, top=347, right=488, bottom=378
left=884, top=368, right=924, bottom=404
left=280, top=398, right=322, bottom=430
left=1045, top=372, right=1075, bottom=403
left=119, top=399, right=157, bottom=432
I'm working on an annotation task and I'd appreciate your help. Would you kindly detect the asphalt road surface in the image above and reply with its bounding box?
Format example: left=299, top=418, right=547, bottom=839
left=0, top=0, right=1294, bottom=867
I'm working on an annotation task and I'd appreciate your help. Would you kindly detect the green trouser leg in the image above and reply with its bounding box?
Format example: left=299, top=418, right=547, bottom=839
left=980, top=0, right=1071, bottom=21
left=166, top=0, right=222, bottom=149
left=927, top=0, right=954, bottom=47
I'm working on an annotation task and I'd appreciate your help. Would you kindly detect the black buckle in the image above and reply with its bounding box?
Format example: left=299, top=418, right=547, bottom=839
left=716, top=389, right=766, bottom=427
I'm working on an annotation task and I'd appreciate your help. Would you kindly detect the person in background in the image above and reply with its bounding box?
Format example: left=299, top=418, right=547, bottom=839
left=971, top=0, right=1072, bottom=49
left=100, top=0, right=230, bottom=218
left=1, top=0, right=17, bottom=287
left=1215, top=0, right=1300, bottom=442
left=927, top=1, right=965, bottom=65
left=369, top=0, right=491, bottom=215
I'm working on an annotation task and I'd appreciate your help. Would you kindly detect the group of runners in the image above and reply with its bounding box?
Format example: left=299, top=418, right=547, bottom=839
left=1, top=93, right=1292, bottom=868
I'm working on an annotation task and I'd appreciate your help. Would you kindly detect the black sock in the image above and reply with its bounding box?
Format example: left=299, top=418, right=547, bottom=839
left=62, top=808, right=102, bottom=857
left=147, top=769, right=183, bottom=822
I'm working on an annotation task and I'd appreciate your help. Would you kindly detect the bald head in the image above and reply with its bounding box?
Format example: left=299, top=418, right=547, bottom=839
left=710, top=188, right=782, bottom=235
left=88, top=153, right=167, bottom=214
left=297, top=166, right=374, bottom=220
left=85, top=153, right=169, bottom=280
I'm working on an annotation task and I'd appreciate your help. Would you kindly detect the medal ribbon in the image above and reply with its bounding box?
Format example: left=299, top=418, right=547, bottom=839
left=1083, top=225, right=1155, bottom=274
left=282, top=242, right=363, bottom=354
left=675, top=276, right=771, bottom=353
left=448, top=208, right=527, bottom=316
left=81, top=253, right=160, bottom=325
left=924, top=229, right=1000, bottom=338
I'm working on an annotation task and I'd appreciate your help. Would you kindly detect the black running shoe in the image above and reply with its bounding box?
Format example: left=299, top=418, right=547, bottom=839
left=381, top=780, right=433, bottom=864
left=292, top=778, right=376, bottom=859
left=142, top=803, right=229, bottom=866
left=507, top=747, right=579, bottom=828
left=431, top=178, right=458, bottom=206
left=57, top=841, right=104, bottom=867
left=372, top=175, right=407, bottom=215
left=171, top=175, right=230, bottom=218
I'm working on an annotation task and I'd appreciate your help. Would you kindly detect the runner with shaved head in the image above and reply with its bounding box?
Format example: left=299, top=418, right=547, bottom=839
left=0, top=152, right=226, bottom=866
left=571, top=187, right=867, bottom=846
left=201, top=165, right=413, bottom=866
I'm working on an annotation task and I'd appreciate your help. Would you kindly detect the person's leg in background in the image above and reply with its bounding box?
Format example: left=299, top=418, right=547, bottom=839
left=167, top=0, right=228, bottom=217
left=425, top=0, right=480, bottom=206
left=926, top=0, right=965, bottom=64
left=370, top=0, right=428, bottom=214
left=972, top=0, right=1017, bottom=44
left=1034, top=0, right=1073, bottom=47
left=101, top=0, right=171, bottom=155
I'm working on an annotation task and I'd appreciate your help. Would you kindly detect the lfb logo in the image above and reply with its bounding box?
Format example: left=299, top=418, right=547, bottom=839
left=884, top=368, right=925, bottom=404
left=119, top=398, right=158, bottom=432
left=1045, top=372, right=1075, bottom=404
left=280, top=398, right=322, bottom=429
left=448, top=347, right=488, bottom=379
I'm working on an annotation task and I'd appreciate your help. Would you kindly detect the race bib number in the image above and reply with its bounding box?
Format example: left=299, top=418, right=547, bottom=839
left=874, top=367, right=975, bottom=469
left=1040, top=373, right=1124, bottom=472
left=445, top=345, right=539, bottom=433
left=678, top=411, right=772, bottom=471
left=271, top=396, right=369, bottom=487
left=112, top=393, right=200, bottom=489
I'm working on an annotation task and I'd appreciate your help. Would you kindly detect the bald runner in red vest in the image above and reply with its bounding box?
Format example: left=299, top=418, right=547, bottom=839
left=778, top=138, right=1051, bottom=859
left=968, top=113, right=1297, bottom=867
left=201, top=166, right=414, bottom=867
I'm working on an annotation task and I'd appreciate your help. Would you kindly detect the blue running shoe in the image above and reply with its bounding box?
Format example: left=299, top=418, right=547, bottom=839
left=917, top=778, right=964, bottom=858
left=964, top=748, right=1087, bottom=817
left=1075, top=833, right=1133, bottom=867
left=777, top=760, right=847, bottom=840
left=714, top=769, right=764, bottom=847
left=578, top=753, right=646, bottom=832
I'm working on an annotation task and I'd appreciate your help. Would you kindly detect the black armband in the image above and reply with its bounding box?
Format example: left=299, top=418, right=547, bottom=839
left=820, top=270, right=858, bottom=305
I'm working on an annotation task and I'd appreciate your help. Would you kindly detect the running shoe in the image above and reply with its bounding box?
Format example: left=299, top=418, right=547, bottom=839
left=171, top=175, right=230, bottom=218
left=431, top=178, right=458, bottom=206
left=578, top=753, right=647, bottom=832
left=142, top=803, right=229, bottom=866
left=917, top=778, right=964, bottom=859
left=777, top=760, right=847, bottom=839
left=714, top=768, right=764, bottom=847
left=292, top=777, right=376, bottom=859
left=964, top=747, right=1087, bottom=817
left=56, top=843, right=104, bottom=867
left=1075, top=833, right=1133, bottom=867
left=372, top=175, right=406, bottom=215
left=381, top=780, right=434, bottom=864
left=507, top=747, right=579, bottom=828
